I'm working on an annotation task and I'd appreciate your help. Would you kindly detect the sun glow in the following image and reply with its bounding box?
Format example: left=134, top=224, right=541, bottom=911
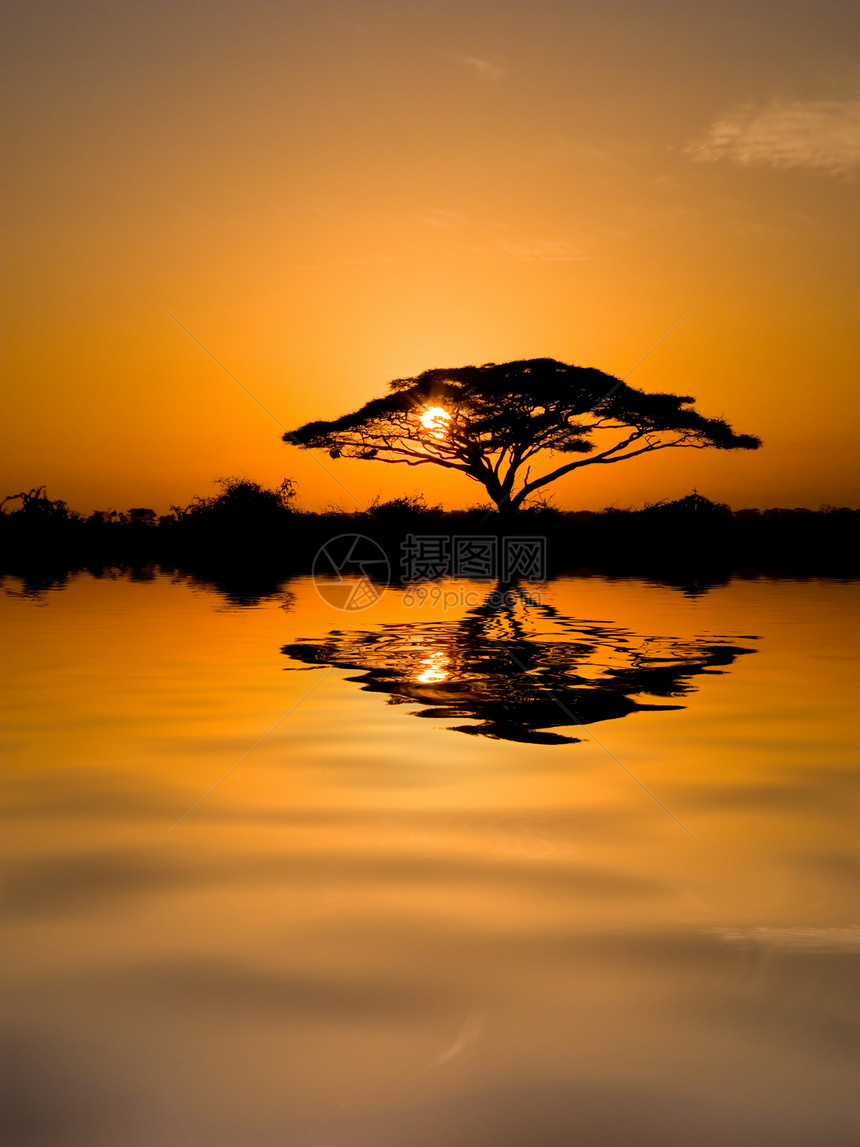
left=416, top=651, right=450, bottom=684
left=420, top=405, right=451, bottom=438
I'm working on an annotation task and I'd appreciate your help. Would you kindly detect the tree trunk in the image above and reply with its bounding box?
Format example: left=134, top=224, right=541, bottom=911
left=493, top=495, right=521, bottom=519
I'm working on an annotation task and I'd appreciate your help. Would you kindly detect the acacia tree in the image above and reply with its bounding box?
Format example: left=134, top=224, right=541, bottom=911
left=285, top=359, right=760, bottom=513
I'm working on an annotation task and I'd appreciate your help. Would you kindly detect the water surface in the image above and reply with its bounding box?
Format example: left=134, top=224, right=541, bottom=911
left=2, top=571, right=859, bottom=1145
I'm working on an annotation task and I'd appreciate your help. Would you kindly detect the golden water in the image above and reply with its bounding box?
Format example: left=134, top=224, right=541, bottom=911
left=2, top=572, right=859, bottom=1145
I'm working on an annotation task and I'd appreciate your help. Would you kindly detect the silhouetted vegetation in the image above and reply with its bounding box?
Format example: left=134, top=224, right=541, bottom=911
left=1, top=480, right=858, bottom=597
left=286, top=358, right=761, bottom=513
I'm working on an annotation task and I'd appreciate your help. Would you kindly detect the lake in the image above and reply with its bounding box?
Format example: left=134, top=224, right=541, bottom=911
left=2, top=570, right=859, bottom=1145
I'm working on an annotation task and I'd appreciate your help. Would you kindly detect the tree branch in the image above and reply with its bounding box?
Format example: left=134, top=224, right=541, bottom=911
left=514, top=435, right=694, bottom=500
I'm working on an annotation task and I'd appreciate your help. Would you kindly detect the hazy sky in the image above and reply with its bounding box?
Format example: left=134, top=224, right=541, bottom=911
left=3, top=0, right=859, bottom=511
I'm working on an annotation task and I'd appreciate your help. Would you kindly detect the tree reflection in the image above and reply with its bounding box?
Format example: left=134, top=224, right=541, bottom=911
left=282, top=583, right=756, bottom=744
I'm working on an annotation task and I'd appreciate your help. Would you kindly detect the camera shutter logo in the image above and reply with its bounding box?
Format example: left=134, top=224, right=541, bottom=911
left=312, top=534, right=390, bottom=610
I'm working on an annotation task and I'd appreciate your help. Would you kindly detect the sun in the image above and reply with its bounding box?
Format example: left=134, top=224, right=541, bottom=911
left=420, top=405, right=451, bottom=438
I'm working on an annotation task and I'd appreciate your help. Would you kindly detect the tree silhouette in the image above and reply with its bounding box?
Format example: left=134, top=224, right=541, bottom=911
left=285, top=359, right=760, bottom=512
left=282, top=581, right=756, bottom=744
left=1, top=486, right=71, bottom=521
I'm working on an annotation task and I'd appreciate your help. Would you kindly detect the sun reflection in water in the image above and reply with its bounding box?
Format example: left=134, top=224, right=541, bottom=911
left=416, top=650, right=451, bottom=683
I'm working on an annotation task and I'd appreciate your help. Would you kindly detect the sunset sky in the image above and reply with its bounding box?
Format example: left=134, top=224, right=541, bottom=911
left=3, top=0, right=859, bottom=513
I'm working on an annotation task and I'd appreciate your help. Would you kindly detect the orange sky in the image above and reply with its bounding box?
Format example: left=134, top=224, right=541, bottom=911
left=3, top=0, right=859, bottom=513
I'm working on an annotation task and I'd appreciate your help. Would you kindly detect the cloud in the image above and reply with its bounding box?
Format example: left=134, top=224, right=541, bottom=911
left=418, top=210, right=586, bottom=263
left=496, top=237, right=587, bottom=264
left=688, top=97, right=860, bottom=174
left=419, top=209, right=471, bottom=230
left=451, top=54, right=506, bottom=83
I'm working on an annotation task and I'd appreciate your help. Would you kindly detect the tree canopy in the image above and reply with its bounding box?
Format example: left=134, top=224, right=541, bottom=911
left=285, top=358, right=761, bottom=512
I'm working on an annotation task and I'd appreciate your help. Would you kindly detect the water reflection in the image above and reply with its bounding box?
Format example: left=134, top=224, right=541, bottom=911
left=283, top=582, right=757, bottom=744
left=3, top=571, right=860, bottom=1146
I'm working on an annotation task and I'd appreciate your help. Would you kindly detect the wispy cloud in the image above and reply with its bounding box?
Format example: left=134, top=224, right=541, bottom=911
left=688, top=97, right=860, bottom=174
left=450, top=54, right=506, bottom=83
left=495, top=237, right=587, bottom=264
left=419, top=210, right=587, bottom=263
left=288, top=254, right=406, bottom=271
left=419, top=208, right=472, bottom=230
